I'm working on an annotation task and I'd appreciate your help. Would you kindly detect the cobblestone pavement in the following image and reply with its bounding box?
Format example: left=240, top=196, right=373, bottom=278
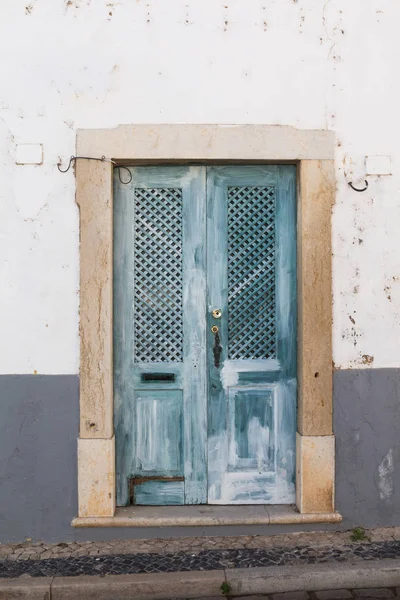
left=1, top=526, right=399, bottom=562
left=0, top=540, right=399, bottom=578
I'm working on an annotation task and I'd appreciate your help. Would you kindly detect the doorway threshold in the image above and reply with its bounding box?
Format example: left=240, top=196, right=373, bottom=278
left=72, top=505, right=342, bottom=528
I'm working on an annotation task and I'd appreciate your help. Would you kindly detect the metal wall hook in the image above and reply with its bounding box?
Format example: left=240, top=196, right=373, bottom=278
left=57, top=155, right=132, bottom=184
left=57, top=155, right=76, bottom=173
left=116, top=165, right=133, bottom=184
left=348, top=180, right=369, bottom=192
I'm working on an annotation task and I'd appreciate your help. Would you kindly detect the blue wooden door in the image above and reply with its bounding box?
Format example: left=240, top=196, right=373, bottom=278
left=207, top=166, right=297, bottom=504
left=114, top=167, right=207, bottom=506
left=114, top=165, right=296, bottom=506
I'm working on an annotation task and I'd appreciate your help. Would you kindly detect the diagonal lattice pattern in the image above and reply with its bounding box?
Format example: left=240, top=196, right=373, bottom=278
left=228, top=186, right=276, bottom=360
left=134, top=187, right=183, bottom=362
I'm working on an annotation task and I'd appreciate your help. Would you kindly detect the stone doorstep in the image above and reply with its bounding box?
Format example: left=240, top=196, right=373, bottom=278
left=71, top=504, right=342, bottom=528
left=1, top=559, right=400, bottom=600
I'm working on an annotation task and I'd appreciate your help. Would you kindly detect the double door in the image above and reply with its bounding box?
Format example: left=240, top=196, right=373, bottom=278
left=114, top=165, right=296, bottom=506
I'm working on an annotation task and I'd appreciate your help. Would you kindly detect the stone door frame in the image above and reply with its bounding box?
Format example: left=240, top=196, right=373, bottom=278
left=73, top=124, right=339, bottom=526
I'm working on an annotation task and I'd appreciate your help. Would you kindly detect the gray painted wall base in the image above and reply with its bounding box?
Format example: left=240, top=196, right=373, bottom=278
left=334, top=368, right=400, bottom=529
left=0, top=370, right=399, bottom=543
left=0, top=375, right=79, bottom=543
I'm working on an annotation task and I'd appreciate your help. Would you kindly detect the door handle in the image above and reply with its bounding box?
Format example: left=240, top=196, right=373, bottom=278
left=211, top=326, right=222, bottom=368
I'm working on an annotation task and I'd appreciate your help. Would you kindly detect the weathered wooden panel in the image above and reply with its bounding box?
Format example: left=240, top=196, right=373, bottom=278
left=229, top=387, right=275, bottom=470
left=135, top=390, right=183, bottom=475
left=134, top=481, right=185, bottom=506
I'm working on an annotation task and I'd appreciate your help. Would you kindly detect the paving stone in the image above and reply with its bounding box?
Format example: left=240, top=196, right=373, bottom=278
left=65, top=543, right=78, bottom=550
left=5, top=555, right=20, bottom=562
left=29, top=554, right=42, bottom=561
left=70, top=549, right=87, bottom=557
left=23, top=549, right=40, bottom=555
left=271, top=592, right=310, bottom=600
left=353, top=590, right=394, bottom=598
left=369, top=529, right=396, bottom=542
left=314, top=590, right=353, bottom=599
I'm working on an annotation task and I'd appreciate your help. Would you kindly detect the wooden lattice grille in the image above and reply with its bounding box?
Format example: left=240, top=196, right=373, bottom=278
left=227, top=186, right=276, bottom=360
left=133, top=187, right=183, bottom=363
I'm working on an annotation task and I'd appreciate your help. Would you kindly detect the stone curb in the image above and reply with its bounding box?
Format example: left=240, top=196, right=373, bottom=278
left=0, top=576, right=53, bottom=599
left=226, top=559, right=400, bottom=596
left=0, top=559, right=400, bottom=599
left=51, top=569, right=226, bottom=600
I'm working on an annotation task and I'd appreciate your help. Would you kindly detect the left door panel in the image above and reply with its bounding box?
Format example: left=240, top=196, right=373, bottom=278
left=113, top=167, right=207, bottom=506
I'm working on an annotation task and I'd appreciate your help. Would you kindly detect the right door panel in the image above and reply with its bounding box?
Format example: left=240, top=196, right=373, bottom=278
left=207, top=166, right=297, bottom=504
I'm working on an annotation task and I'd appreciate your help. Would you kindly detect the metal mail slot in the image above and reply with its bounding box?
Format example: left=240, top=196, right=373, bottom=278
left=141, top=373, right=176, bottom=383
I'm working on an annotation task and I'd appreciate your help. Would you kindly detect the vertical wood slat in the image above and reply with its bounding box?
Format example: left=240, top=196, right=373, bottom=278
left=113, top=175, right=136, bottom=504
left=76, top=159, right=114, bottom=439
left=206, top=167, right=229, bottom=504
left=297, top=160, right=335, bottom=436
left=182, top=167, right=208, bottom=504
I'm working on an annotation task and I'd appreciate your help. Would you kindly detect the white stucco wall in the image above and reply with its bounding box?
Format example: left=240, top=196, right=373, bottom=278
left=1, top=0, right=399, bottom=374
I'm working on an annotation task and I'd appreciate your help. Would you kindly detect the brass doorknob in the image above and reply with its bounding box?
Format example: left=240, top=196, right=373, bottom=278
left=212, top=309, right=222, bottom=319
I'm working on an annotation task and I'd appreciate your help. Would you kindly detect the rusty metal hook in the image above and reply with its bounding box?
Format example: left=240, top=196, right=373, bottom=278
left=348, top=180, right=369, bottom=192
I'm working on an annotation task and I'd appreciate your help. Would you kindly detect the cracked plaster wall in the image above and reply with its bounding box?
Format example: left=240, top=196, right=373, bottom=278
left=0, top=0, right=399, bottom=374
